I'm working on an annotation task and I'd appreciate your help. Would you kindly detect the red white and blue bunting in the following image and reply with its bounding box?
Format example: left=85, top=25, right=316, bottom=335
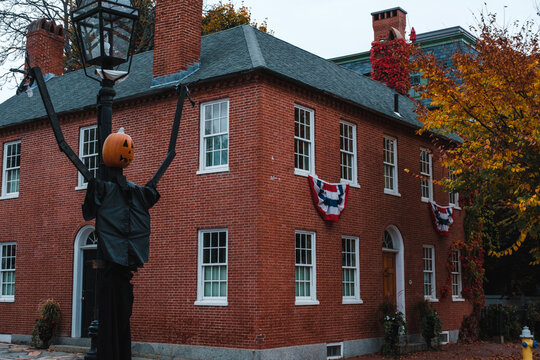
left=429, top=201, right=454, bottom=236
left=308, top=176, right=350, bottom=222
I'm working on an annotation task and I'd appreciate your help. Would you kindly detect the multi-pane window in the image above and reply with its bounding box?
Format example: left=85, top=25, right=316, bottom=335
left=340, top=121, right=357, bottom=185
left=295, top=231, right=318, bottom=304
left=196, top=229, right=228, bottom=305
left=2, top=141, right=21, bottom=198
left=342, top=236, right=361, bottom=303
left=383, top=136, right=398, bottom=193
left=423, top=245, right=436, bottom=300
left=294, top=105, right=315, bottom=175
left=448, top=169, right=459, bottom=207
left=0, top=243, right=16, bottom=301
left=78, top=126, right=98, bottom=187
left=451, top=250, right=462, bottom=298
left=199, top=99, right=229, bottom=173
left=420, top=149, right=433, bottom=201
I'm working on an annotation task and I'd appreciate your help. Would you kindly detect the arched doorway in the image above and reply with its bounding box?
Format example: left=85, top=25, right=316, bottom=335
left=382, top=226, right=405, bottom=316
left=72, top=225, right=97, bottom=337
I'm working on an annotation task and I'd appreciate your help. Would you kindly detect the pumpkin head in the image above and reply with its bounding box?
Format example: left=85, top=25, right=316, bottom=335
left=102, top=127, right=134, bottom=168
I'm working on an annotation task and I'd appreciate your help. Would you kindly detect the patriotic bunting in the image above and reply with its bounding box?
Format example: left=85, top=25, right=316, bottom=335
left=308, top=175, right=350, bottom=222
left=429, top=201, right=454, bottom=236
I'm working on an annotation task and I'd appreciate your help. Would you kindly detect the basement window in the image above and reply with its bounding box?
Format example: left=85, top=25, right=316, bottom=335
left=440, top=331, right=450, bottom=345
left=327, top=342, right=343, bottom=359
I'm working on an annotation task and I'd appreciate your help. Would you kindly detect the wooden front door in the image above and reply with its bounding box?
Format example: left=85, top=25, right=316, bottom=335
left=383, top=252, right=396, bottom=306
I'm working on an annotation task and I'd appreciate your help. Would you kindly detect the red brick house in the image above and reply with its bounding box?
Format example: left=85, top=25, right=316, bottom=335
left=0, top=1, right=471, bottom=358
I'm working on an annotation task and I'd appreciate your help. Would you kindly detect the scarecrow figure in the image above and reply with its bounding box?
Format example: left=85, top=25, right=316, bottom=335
left=13, top=62, right=193, bottom=359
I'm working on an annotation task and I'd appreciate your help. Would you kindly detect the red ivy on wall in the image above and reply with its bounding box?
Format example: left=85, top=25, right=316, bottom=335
left=370, top=39, right=412, bottom=95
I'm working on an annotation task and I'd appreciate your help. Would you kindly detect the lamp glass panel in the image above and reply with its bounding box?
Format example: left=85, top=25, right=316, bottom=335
left=102, top=13, right=134, bottom=62
left=78, top=14, right=101, bottom=63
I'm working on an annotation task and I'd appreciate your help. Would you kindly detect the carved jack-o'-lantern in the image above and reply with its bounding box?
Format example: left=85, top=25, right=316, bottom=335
left=102, top=127, right=134, bottom=168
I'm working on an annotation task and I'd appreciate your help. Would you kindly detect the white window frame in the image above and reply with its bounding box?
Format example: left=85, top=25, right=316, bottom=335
left=451, top=249, right=464, bottom=301
left=327, top=342, right=344, bottom=360
left=0, top=242, right=16, bottom=302
left=340, top=121, right=359, bottom=187
left=342, top=236, right=362, bottom=304
left=383, top=136, right=399, bottom=196
left=195, top=229, right=228, bottom=306
left=77, top=125, right=99, bottom=189
left=1, top=141, right=21, bottom=199
left=294, top=105, right=315, bottom=177
left=197, top=99, right=230, bottom=174
left=448, top=169, right=460, bottom=209
left=423, top=245, right=437, bottom=301
left=420, top=148, right=433, bottom=202
left=295, top=230, right=319, bottom=305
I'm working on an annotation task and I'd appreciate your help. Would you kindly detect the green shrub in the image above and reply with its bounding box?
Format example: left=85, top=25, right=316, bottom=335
left=378, top=301, right=407, bottom=357
left=31, top=299, right=61, bottom=349
left=417, top=300, right=442, bottom=349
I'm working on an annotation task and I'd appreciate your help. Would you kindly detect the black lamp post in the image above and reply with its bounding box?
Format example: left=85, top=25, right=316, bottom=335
left=71, top=1, right=138, bottom=359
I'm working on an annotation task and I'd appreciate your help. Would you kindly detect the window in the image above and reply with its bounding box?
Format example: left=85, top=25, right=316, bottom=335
left=342, top=236, right=362, bottom=304
left=295, top=231, right=318, bottom=305
left=78, top=126, right=98, bottom=188
left=448, top=169, right=459, bottom=208
left=382, top=230, right=394, bottom=250
left=2, top=141, right=21, bottom=199
left=383, top=136, right=398, bottom=194
left=0, top=243, right=16, bottom=301
left=195, top=229, right=228, bottom=306
left=199, top=99, right=229, bottom=174
left=451, top=250, right=463, bottom=299
left=420, top=149, right=433, bottom=202
left=327, top=343, right=343, bottom=360
left=423, top=245, right=437, bottom=300
left=294, top=105, right=315, bottom=176
left=340, top=121, right=357, bottom=186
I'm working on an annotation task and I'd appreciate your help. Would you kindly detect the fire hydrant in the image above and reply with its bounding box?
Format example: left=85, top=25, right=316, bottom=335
left=520, top=326, right=538, bottom=360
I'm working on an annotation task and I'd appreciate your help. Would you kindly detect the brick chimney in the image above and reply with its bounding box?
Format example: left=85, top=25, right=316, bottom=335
left=153, top=0, right=203, bottom=80
left=26, top=19, right=64, bottom=76
left=371, top=7, right=407, bottom=42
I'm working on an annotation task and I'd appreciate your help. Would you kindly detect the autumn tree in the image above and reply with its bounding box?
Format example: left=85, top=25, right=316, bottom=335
left=412, top=14, right=540, bottom=265
left=202, top=1, right=270, bottom=35
left=370, top=38, right=411, bottom=94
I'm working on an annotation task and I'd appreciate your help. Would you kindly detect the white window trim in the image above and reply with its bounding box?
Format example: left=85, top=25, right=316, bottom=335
left=327, top=342, right=344, bottom=360
left=342, top=236, right=363, bottom=304
left=448, top=169, right=461, bottom=210
left=1, top=141, right=21, bottom=200
left=383, top=136, right=400, bottom=196
left=423, top=245, right=438, bottom=302
left=295, top=230, right=319, bottom=305
left=420, top=148, right=433, bottom=203
left=0, top=242, right=16, bottom=302
left=195, top=228, right=228, bottom=306
left=451, top=249, right=464, bottom=301
left=293, top=104, right=315, bottom=177
left=197, top=99, right=230, bottom=175
left=340, top=120, right=359, bottom=188
left=76, top=125, right=98, bottom=190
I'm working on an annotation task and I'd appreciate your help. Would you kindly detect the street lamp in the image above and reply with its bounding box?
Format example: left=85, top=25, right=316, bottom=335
left=71, top=1, right=139, bottom=359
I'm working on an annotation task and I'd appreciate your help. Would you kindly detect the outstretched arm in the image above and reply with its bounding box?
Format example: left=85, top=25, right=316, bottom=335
left=146, top=84, right=194, bottom=188
left=30, top=67, right=94, bottom=182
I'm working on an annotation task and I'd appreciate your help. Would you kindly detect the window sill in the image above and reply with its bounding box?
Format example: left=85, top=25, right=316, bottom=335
left=452, top=297, right=465, bottom=302
left=0, top=297, right=15, bottom=303
left=294, top=169, right=315, bottom=178
left=75, top=184, right=88, bottom=191
left=0, top=193, right=19, bottom=200
left=295, top=299, right=320, bottom=306
left=384, top=189, right=401, bottom=197
left=421, top=197, right=432, bottom=203
left=425, top=297, right=439, bottom=303
left=450, top=205, right=462, bottom=210
left=342, top=298, right=363, bottom=305
left=194, top=299, right=228, bottom=306
left=196, top=166, right=230, bottom=175
left=341, top=180, right=360, bottom=189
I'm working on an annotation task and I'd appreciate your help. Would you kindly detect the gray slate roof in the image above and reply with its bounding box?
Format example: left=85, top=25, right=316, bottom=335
left=0, top=25, right=420, bottom=130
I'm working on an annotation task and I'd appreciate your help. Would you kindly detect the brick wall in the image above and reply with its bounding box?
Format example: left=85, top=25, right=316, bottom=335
left=0, top=73, right=470, bottom=349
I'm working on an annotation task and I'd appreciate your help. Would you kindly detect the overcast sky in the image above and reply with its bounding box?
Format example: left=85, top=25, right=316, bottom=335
left=0, top=0, right=537, bottom=103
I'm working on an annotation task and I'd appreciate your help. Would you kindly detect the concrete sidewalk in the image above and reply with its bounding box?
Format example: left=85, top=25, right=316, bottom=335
left=0, top=343, right=152, bottom=360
